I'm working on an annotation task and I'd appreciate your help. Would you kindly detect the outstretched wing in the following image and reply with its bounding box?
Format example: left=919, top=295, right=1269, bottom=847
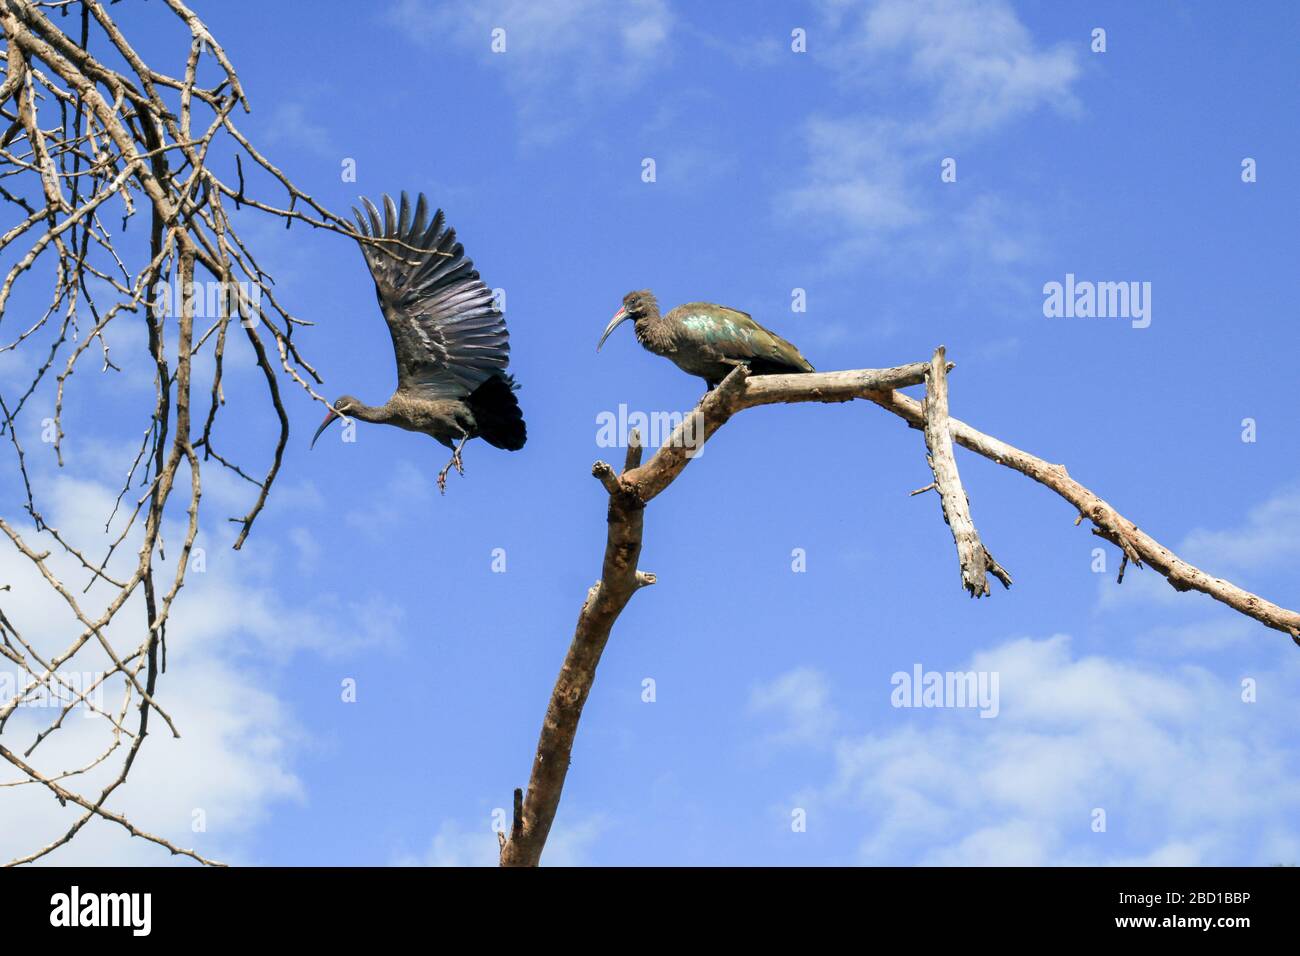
left=353, top=192, right=510, bottom=397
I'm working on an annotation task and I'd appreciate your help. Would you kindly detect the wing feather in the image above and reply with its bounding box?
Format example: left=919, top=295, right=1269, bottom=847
left=352, top=191, right=511, bottom=396
left=673, top=303, right=814, bottom=372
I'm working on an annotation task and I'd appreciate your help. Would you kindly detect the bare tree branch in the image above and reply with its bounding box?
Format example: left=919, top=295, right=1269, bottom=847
left=500, top=362, right=943, bottom=867
left=0, top=0, right=359, bottom=865
left=921, top=345, right=1008, bottom=597
left=499, top=428, right=653, bottom=867
left=864, top=384, right=1300, bottom=639
left=502, top=357, right=1300, bottom=866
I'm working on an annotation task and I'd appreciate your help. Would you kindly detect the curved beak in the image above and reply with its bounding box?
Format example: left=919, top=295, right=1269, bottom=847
left=310, top=409, right=339, bottom=449
left=596, top=306, right=628, bottom=352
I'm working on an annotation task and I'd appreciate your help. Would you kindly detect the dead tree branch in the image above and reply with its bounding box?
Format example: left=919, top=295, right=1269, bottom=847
left=921, top=345, right=1009, bottom=596
left=864, top=385, right=1300, bottom=638
left=498, top=429, right=654, bottom=866
left=500, top=362, right=935, bottom=866
left=0, top=0, right=357, bottom=865
left=502, top=356, right=1300, bottom=866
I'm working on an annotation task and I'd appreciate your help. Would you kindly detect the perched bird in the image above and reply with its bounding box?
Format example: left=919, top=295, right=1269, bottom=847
left=597, top=290, right=814, bottom=390
left=312, top=192, right=525, bottom=492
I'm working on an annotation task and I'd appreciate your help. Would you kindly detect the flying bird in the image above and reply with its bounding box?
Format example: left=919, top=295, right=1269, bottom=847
left=312, top=192, right=525, bottom=492
left=597, top=290, right=814, bottom=390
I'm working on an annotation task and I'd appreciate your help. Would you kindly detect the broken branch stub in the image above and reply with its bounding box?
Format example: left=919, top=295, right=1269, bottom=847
left=921, top=346, right=1008, bottom=598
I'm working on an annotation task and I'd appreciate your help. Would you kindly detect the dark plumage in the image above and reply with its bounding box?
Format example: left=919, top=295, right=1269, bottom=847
left=598, top=290, right=814, bottom=389
left=312, top=192, right=525, bottom=491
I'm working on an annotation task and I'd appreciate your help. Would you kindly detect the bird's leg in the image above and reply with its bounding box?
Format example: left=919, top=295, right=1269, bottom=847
left=436, top=436, right=469, bottom=494
left=452, top=435, right=467, bottom=475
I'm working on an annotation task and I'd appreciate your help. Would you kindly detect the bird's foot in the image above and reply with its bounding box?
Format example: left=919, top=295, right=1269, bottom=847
left=436, top=439, right=468, bottom=495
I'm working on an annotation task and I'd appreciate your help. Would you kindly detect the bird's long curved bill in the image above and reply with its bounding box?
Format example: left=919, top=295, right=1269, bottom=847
left=310, top=409, right=339, bottom=449
left=596, top=307, right=628, bottom=352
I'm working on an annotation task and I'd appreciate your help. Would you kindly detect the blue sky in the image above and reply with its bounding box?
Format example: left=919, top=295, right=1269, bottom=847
left=2, top=0, right=1299, bottom=865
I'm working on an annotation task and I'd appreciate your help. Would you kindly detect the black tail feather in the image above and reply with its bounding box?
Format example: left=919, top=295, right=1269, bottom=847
left=749, top=356, right=814, bottom=376
left=469, top=374, right=526, bottom=451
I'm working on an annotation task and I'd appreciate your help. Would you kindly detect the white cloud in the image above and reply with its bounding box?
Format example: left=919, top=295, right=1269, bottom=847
left=1134, top=617, right=1256, bottom=655
left=537, top=813, right=608, bottom=865
left=400, top=813, right=607, bottom=866
left=343, top=458, right=437, bottom=542
left=1180, top=485, right=1300, bottom=573
left=1097, top=484, right=1300, bottom=626
left=749, top=666, right=837, bottom=745
left=786, top=116, right=919, bottom=241
left=761, top=636, right=1300, bottom=865
left=260, top=102, right=336, bottom=158
left=829, top=0, right=1079, bottom=135
left=787, top=0, right=1079, bottom=265
left=0, top=471, right=390, bottom=865
left=288, top=526, right=321, bottom=568
left=398, top=820, right=499, bottom=867
left=3, top=660, right=304, bottom=867
left=387, top=0, right=673, bottom=142
left=1094, top=558, right=1185, bottom=611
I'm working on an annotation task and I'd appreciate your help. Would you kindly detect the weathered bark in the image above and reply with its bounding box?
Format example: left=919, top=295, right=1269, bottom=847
left=500, top=363, right=936, bottom=866
left=921, top=346, right=1005, bottom=597
left=864, top=385, right=1300, bottom=639
left=620, top=363, right=934, bottom=502
left=498, top=435, right=654, bottom=866
left=501, top=355, right=1300, bottom=867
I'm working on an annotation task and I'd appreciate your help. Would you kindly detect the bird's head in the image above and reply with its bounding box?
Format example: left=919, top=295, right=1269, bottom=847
left=311, top=396, right=358, bottom=449
left=597, top=290, right=658, bottom=351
